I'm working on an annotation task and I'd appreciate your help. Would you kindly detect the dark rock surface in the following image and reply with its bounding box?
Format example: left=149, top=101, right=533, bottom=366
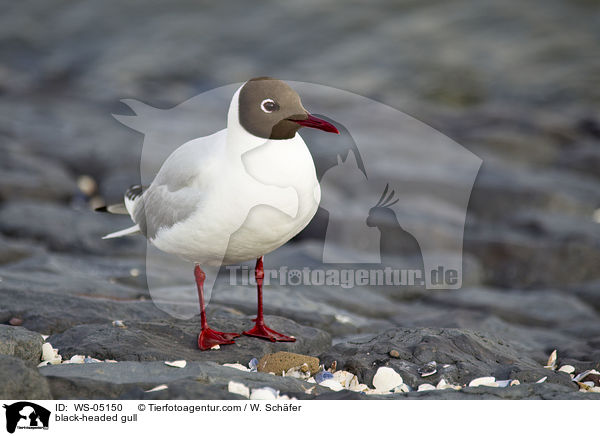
left=319, top=327, right=574, bottom=389
left=0, top=355, right=52, bottom=400
left=47, top=315, right=331, bottom=364
left=0, top=325, right=43, bottom=364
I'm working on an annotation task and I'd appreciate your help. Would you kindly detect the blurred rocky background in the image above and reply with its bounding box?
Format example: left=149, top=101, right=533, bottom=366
left=0, top=0, right=599, bottom=399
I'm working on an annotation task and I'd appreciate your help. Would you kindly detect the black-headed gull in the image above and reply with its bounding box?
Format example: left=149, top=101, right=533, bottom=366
left=100, top=77, right=339, bottom=350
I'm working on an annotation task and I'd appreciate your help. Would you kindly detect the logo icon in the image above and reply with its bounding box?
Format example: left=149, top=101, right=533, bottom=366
left=3, top=402, right=50, bottom=433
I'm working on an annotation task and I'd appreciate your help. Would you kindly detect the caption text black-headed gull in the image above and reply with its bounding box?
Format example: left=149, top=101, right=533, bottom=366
left=100, top=77, right=339, bottom=350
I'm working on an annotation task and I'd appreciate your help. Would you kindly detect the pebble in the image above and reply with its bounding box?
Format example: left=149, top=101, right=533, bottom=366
left=389, top=349, right=400, bottom=358
left=8, top=317, right=23, bottom=326
left=468, top=376, right=498, bottom=387
left=258, top=351, right=319, bottom=376
left=372, top=367, right=403, bottom=391
left=165, top=360, right=187, bottom=368
left=112, top=320, right=126, bottom=328
left=228, top=381, right=250, bottom=399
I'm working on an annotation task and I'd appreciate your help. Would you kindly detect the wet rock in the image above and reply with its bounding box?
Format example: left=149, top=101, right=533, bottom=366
left=320, top=327, right=542, bottom=389
left=0, top=325, right=43, bottom=364
left=257, top=352, right=320, bottom=376
left=39, top=361, right=327, bottom=400
left=0, top=201, right=145, bottom=256
left=47, top=315, right=330, bottom=365
left=0, top=355, right=52, bottom=399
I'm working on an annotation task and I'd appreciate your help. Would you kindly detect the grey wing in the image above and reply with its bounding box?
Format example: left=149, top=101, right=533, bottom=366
left=131, top=184, right=202, bottom=240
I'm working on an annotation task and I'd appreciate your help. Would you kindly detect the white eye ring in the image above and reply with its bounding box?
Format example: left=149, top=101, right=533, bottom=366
left=261, top=98, right=277, bottom=113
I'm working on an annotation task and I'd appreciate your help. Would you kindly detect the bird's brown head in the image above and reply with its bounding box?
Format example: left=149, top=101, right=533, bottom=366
left=238, top=77, right=339, bottom=140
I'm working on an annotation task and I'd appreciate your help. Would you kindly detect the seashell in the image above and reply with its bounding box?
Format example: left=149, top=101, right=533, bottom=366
left=418, top=361, right=437, bottom=377
left=510, top=379, right=520, bottom=386
left=332, top=370, right=354, bottom=387
left=314, top=371, right=334, bottom=384
left=210, top=345, right=220, bottom=350
left=583, top=381, right=595, bottom=387
left=250, top=387, right=278, bottom=400
left=536, top=376, right=547, bottom=383
left=37, top=361, right=50, bottom=368
left=104, top=359, right=118, bottom=363
left=558, top=365, right=575, bottom=374
left=41, top=343, right=55, bottom=362
left=67, top=355, right=85, bottom=364
left=573, top=369, right=599, bottom=383
left=417, top=383, right=436, bottom=391
left=544, top=349, right=557, bottom=370
left=165, top=360, right=187, bottom=368
left=145, top=384, right=168, bottom=393
left=349, top=383, right=369, bottom=392
left=112, top=320, right=126, bottom=328
left=84, top=357, right=101, bottom=363
left=495, top=380, right=511, bottom=388
left=394, top=383, right=411, bottom=393
left=228, top=381, right=250, bottom=398
left=590, top=387, right=600, bottom=393
left=248, top=358, right=259, bottom=371
left=468, top=376, right=498, bottom=387
left=222, top=363, right=249, bottom=372
left=372, top=367, right=403, bottom=391
left=306, top=377, right=316, bottom=384
left=319, top=379, right=344, bottom=392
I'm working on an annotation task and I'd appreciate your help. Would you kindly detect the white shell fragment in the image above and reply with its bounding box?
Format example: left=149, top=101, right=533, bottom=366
left=228, top=381, right=250, bottom=398
left=65, top=355, right=85, bottom=364
left=468, top=376, right=498, bottom=387
left=393, top=383, right=411, bottom=393
left=558, top=365, right=575, bottom=374
left=573, top=369, right=600, bottom=383
left=250, top=388, right=278, bottom=400
left=145, top=384, right=168, bottom=393
left=544, top=349, right=557, bottom=370
left=112, top=320, right=126, bottom=328
left=536, top=376, right=548, bottom=383
left=372, top=367, right=403, bottom=391
left=210, top=345, right=220, bottom=350
left=418, top=361, right=437, bottom=377
left=222, top=363, right=249, bottom=372
left=417, top=383, right=436, bottom=391
left=41, top=343, right=55, bottom=362
left=510, top=379, right=520, bottom=386
left=319, top=379, right=344, bottom=391
left=165, top=360, right=187, bottom=368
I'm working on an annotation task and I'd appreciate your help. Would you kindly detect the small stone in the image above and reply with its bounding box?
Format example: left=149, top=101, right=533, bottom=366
left=257, top=352, right=319, bottom=376
left=228, top=381, right=250, bottom=398
left=77, top=175, right=97, bottom=196
left=210, top=345, right=220, bottom=350
left=389, top=349, right=400, bottom=358
left=112, top=320, right=126, bottom=328
left=8, top=318, right=23, bottom=326
left=165, top=360, right=187, bottom=368
left=372, top=367, right=403, bottom=391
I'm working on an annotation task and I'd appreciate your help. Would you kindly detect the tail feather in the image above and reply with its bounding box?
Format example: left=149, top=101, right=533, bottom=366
left=102, top=225, right=141, bottom=239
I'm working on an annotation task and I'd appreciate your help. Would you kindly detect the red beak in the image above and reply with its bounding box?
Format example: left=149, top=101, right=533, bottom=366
left=290, top=113, right=339, bottom=134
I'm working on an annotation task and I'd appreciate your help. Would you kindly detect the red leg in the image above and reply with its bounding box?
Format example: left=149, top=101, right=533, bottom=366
left=243, top=257, right=296, bottom=342
left=195, top=265, right=240, bottom=350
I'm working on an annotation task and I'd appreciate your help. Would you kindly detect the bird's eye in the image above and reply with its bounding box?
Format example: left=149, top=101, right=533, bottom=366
left=260, top=98, right=279, bottom=113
